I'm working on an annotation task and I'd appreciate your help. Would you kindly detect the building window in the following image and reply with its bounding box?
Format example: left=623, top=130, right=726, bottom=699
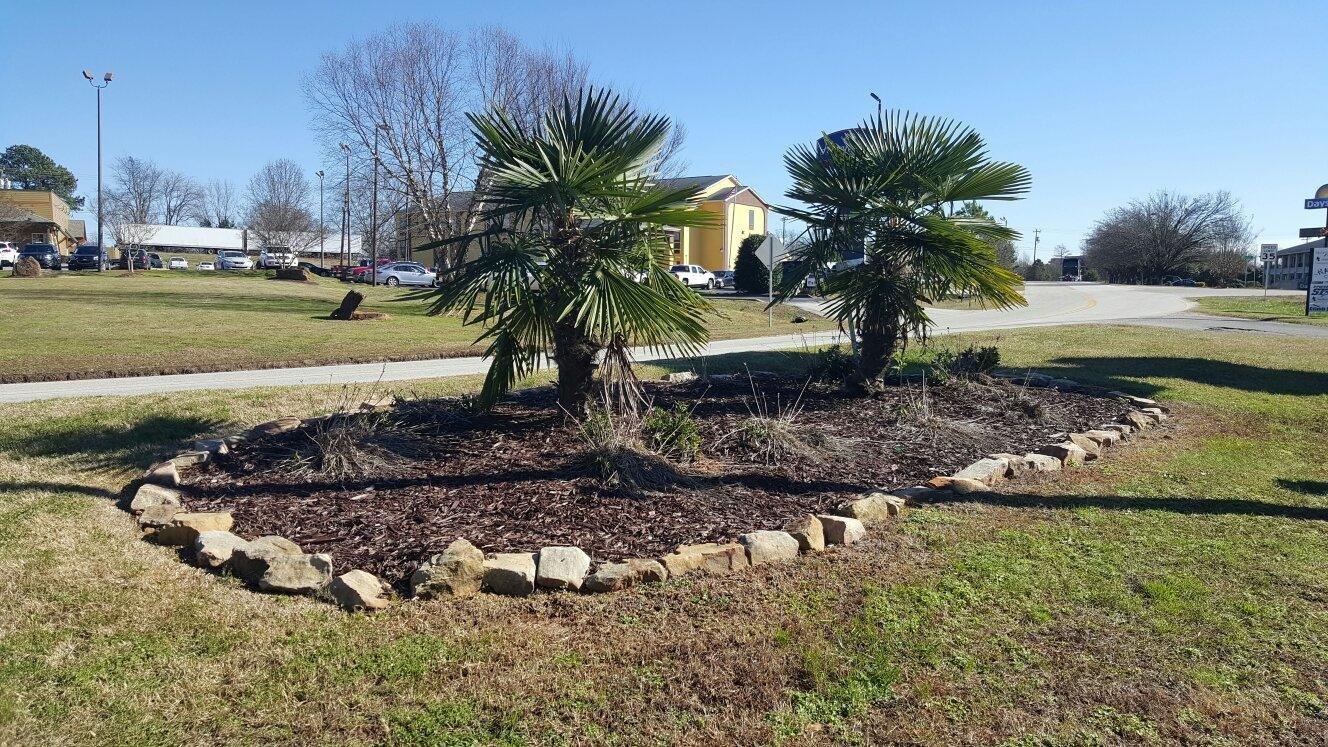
left=748, top=209, right=755, bottom=230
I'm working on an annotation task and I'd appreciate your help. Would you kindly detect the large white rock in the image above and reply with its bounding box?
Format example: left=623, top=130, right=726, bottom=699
left=739, top=531, right=800, bottom=566
left=194, top=531, right=249, bottom=568
left=483, top=553, right=537, bottom=597
left=156, top=512, right=234, bottom=547
left=535, top=546, right=591, bottom=591
left=330, top=569, right=391, bottom=611
left=1066, top=433, right=1103, bottom=460
left=1035, top=441, right=1088, bottom=467
left=1022, top=453, right=1063, bottom=472
left=833, top=493, right=905, bottom=525
left=816, top=515, right=866, bottom=546
left=141, top=461, right=180, bottom=487
left=659, top=542, right=749, bottom=577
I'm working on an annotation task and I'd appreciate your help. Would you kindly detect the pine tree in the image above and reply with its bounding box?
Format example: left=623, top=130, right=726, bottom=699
left=732, top=234, right=769, bottom=294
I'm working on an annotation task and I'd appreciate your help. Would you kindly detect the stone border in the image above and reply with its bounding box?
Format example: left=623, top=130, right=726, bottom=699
left=122, top=379, right=1172, bottom=612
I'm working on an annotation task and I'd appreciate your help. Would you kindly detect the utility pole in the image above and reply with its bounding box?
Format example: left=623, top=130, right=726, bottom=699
left=339, top=143, right=351, bottom=271
left=370, top=123, right=390, bottom=286
left=1031, top=228, right=1041, bottom=278
left=316, top=170, right=325, bottom=270
left=83, top=70, right=113, bottom=271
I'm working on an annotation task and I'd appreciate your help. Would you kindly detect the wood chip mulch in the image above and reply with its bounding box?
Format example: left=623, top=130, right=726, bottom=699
left=183, top=378, right=1124, bottom=587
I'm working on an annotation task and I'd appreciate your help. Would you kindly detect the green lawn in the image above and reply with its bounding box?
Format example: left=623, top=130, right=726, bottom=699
left=0, top=270, right=833, bottom=381
left=1194, top=294, right=1328, bottom=326
left=0, top=325, right=1325, bottom=744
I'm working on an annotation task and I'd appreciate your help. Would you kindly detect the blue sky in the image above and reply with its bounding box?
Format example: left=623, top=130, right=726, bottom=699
left=3, top=0, right=1325, bottom=258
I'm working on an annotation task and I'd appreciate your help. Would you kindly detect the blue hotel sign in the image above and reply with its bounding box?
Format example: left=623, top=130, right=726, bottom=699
left=1306, top=198, right=1328, bottom=209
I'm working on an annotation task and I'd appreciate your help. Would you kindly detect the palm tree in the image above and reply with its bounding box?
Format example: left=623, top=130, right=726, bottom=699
left=773, top=110, right=1031, bottom=392
left=430, top=88, right=715, bottom=413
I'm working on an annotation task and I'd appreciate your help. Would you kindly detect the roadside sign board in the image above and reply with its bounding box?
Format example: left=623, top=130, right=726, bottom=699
left=1310, top=247, right=1328, bottom=313
left=1259, top=244, right=1278, bottom=262
left=1307, top=198, right=1328, bottom=209
left=1299, top=227, right=1328, bottom=238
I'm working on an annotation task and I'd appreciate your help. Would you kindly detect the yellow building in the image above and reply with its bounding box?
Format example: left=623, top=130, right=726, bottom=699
left=0, top=189, right=85, bottom=251
left=658, top=175, right=769, bottom=271
left=393, top=174, right=769, bottom=270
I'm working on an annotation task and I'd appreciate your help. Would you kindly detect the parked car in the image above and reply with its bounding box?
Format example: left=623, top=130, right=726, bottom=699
left=0, top=241, right=17, bottom=267
left=197, top=261, right=216, bottom=271
left=215, top=250, right=253, bottom=270
left=119, top=248, right=152, bottom=270
left=67, top=244, right=110, bottom=271
left=670, top=264, right=717, bottom=289
left=258, top=247, right=297, bottom=269
left=146, top=252, right=164, bottom=269
left=168, top=256, right=189, bottom=270
left=712, top=270, right=735, bottom=289
left=350, top=258, right=394, bottom=282
left=19, top=243, right=63, bottom=270
left=374, top=262, right=437, bottom=287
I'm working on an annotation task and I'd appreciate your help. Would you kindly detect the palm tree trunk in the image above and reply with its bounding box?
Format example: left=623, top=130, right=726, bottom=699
left=553, top=319, right=600, bottom=415
left=846, top=318, right=898, bottom=394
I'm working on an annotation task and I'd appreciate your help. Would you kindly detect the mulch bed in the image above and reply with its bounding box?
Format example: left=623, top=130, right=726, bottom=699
left=184, top=377, right=1124, bottom=587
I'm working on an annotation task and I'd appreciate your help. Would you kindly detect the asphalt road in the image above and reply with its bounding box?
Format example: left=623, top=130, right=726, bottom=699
left=0, top=284, right=1315, bottom=403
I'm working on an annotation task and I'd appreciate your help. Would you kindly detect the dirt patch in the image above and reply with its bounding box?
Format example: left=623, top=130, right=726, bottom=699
left=183, top=378, right=1124, bottom=586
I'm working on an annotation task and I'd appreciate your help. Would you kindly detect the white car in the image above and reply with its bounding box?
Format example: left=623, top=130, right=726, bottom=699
left=374, top=262, right=437, bottom=287
left=670, top=264, right=717, bottom=289
left=168, top=256, right=188, bottom=270
left=215, top=250, right=253, bottom=270
left=0, top=241, right=16, bottom=268
left=197, top=261, right=215, bottom=271
left=257, top=247, right=297, bottom=269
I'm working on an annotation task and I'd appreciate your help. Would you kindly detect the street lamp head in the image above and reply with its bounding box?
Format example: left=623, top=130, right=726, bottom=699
left=103, top=72, right=114, bottom=82
left=316, top=170, right=324, bottom=178
left=1316, top=184, right=1328, bottom=200
left=339, top=142, right=350, bottom=152
left=82, top=69, right=94, bottom=81
left=869, top=92, right=881, bottom=104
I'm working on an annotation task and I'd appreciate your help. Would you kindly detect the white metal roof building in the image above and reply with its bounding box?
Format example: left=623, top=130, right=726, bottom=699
left=119, top=224, right=363, bottom=256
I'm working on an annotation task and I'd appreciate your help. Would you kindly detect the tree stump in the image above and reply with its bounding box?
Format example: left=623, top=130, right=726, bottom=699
left=11, top=257, right=41, bottom=278
left=330, top=291, right=365, bottom=320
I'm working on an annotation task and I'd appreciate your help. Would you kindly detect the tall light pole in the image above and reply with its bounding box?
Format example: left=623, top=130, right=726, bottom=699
left=83, top=70, right=113, bottom=272
left=369, top=123, right=390, bottom=286
left=315, top=169, right=325, bottom=269
left=339, top=142, right=351, bottom=271
left=869, top=91, right=882, bottom=122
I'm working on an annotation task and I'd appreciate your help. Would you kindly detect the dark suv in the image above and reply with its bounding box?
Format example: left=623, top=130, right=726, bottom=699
left=119, top=248, right=152, bottom=270
left=68, top=244, right=109, bottom=271
left=18, top=243, right=63, bottom=270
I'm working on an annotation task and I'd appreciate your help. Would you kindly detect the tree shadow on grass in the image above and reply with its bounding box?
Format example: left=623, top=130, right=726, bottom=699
left=0, top=481, right=119, bottom=501
left=1036, top=356, right=1328, bottom=398
left=936, top=490, right=1328, bottom=522
left=1277, top=479, right=1328, bottom=497
left=8, top=414, right=226, bottom=472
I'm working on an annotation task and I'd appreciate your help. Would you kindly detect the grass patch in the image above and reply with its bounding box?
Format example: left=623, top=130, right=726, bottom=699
left=1194, top=295, right=1328, bottom=326
left=0, top=324, right=1325, bottom=743
left=0, top=271, right=833, bottom=382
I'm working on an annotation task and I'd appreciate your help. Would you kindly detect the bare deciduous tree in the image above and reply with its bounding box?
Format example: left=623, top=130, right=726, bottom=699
left=106, top=156, right=163, bottom=225
left=198, top=179, right=239, bottom=228
left=246, top=159, right=315, bottom=251
left=159, top=170, right=203, bottom=225
left=304, top=22, right=589, bottom=270
left=1084, top=190, right=1253, bottom=283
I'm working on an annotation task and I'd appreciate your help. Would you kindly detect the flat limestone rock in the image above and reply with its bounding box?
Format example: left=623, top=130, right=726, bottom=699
left=1035, top=441, right=1088, bottom=467
left=583, top=562, right=634, bottom=593
left=248, top=417, right=302, bottom=439
left=483, top=553, right=537, bottom=597
left=142, top=461, right=180, bottom=487
left=1066, top=433, right=1103, bottom=460
left=1022, top=453, right=1063, bottom=472
left=949, top=477, right=991, bottom=494
left=1082, top=429, right=1120, bottom=447
left=816, top=515, right=866, bottom=546
left=259, top=553, right=333, bottom=594
left=411, top=539, right=485, bottom=599
left=954, top=457, right=1010, bottom=486
left=785, top=515, right=825, bottom=553
left=170, top=451, right=210, bottom=468
left=129, top=483, right=182, bottom=514
left=833, top=493, right=904, bottom=526
left=1121, top=411, right=1153, bottom=430
left=738, top=531, right=800, bottom=566
left=231, top=536, right=303, bottom=585
left=662, top=371, right=697, bottom=383
left=194, top=531, right=249, bottom=568
left=330, top=569, right=391, bottom=611
left=137, top=504, right=181, bottom=531
left=156, top=512, right=234, bottom=547
left=535, top=546, right=591, bottom=591
left=663, top=542, right=748, bottom=577
left=625, top=558, right=668, bottom=583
